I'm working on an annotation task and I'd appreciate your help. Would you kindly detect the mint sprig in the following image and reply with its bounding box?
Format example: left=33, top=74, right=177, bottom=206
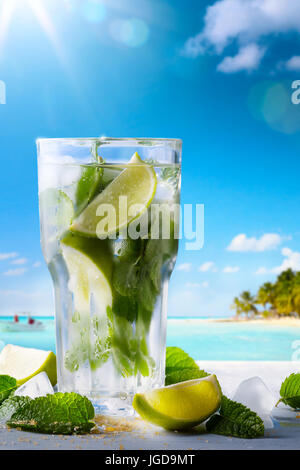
left=165, top=347, right=209, bottom=386
left=0, top=375, right=17, bottom=405
left=277, top=373, right=300, bottom=409
left=109, top=233, right=174, bottom=378
left=206, top=395, right=264, bottom=439
left=7, top=392, right=95, bottom=435
left=0, top=396, right=31, bottom=422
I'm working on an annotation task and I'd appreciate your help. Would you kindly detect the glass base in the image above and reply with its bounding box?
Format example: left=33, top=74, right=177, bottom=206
left=91, top=396, right=136, bottom=417
left=58, top=382, right=138, bottom=416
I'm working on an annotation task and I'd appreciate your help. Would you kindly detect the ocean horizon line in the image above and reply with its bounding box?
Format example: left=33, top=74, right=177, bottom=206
left=0, top=314, right=228, bottom=320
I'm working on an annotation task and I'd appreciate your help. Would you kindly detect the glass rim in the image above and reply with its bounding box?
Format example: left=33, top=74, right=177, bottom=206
left=36, top=136, right=182, bottom=145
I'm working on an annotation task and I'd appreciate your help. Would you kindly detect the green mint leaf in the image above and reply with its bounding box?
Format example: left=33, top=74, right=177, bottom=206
left=138, top=304, right=152, bottom=332
left=149, top=255, right=163, bottom=293
left=113, top=261, right=140, bottom=297
left=109, top=222, right=178, bottom=378
left=114, top=238, right=144, bottom=263
left=112, top=292, right=138, bottom=323
left=7, top=392, right=95, bottom=435
left=206, top=395, right=264, bottom=439
left=160, top=166, right=181, bottom=189
left=138, top=277, right=157, bottom=313
left=0, top=376, right=17, bottom=405
left=165, top=347, right=209, bottom=386
left=138, top=264, right=157, bottom=313
left=0, top=396, right=31, bottom=422
left=277, top=373, right=300, bottom=409
left=144, top=237, right=177, bottom=263
left=110, top=314, right=136, bottom=377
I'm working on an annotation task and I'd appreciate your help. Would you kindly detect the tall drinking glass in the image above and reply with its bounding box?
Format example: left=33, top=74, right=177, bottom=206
left=37, top=138, right=182, bottom=414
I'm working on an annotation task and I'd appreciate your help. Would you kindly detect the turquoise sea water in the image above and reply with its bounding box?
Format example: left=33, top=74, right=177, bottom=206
left=0, top=316, right=56, bottom=352
left=167, top=319, right=300, bottom=361
left=0, top=316, right=299, bottom=361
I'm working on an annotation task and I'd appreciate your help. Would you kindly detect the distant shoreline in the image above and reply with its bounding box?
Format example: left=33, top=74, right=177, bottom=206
left=168, top=316, right=300, bottom=327
left=1, top=315, right=300, bottom=327
left=214, top=317, right=300, bottom=327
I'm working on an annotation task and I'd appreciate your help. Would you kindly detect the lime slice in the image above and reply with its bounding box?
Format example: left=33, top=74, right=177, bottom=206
left=70, top=153, right=157, bottom=238
left=61, top=233, right=113, bottom=315
left=61, top=234, right=113, bottom=371
left=40, top=188, right=74, bottom=233
left=0, top=345, right=57, bottom=386
left=133, top=375, right=222, bottom=430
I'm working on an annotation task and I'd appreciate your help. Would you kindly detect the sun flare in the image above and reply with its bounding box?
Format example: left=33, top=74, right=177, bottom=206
left=0, top=0, right=17, bottom=53
left=0, top=0, right=68, bottom=61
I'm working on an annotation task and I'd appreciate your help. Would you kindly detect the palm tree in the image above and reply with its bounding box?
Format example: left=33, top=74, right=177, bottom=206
left=231, top=291, right=257, bottom=319
left=274, top=269, right=295, bottom=316
left=231, top=297, right=244, bottom=318
left=256, top=282, right=276, bottom=310
left=231, top=269, right=300, bottom=319
left=290, top=273, right=300, bottom=317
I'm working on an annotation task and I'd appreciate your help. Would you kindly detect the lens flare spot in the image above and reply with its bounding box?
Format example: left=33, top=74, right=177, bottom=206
left=262, top=83, right=289, bottom=125
left=247, top=81, right=300, bottom=134
left=110, top=18, right=149, bottom=47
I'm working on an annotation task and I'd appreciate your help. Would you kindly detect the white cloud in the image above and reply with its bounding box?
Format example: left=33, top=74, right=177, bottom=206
left=217, top=44, right=266, bottom=73
left=3, top=268, right=27, bottom=277
left=254, top=266, right=268, bottom=275
left=182, top=0, right=300, bottom=72
left=198, top=261, right=217, bottom=272
left=185, top=281, right=210, bottom=288
left=0, top=252, right=18, bottom=261
left=227, top=233, right=283, bottom=252
left=33, top=261, right=42, bottom=268
left=223, top=266, right=240, bottom=273
left=176, top=263, right=192, bottom=272
left=271, top=247, right=300, bottom=274
left=11, top=258, right=28, bottom=266
left=254, top=248, right=300, bottom=274
left=285, top=56, right=300, bottom=71
left=0, top=290, right=41, bottom=299
left=0, top=282, right=54, bottom=317
left=185, top=282, right=201, bottom=288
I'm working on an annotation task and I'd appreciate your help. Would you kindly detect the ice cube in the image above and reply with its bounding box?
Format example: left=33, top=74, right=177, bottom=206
left=14, top=372, right=54, bottom=399
left=233, top=376, right=277, bottom=429
left=38, top=154, right=81, bottom=192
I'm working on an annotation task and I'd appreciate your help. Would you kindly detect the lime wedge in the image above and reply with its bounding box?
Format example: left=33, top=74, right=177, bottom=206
left=61, top=233, right=113, bottom=314
left=0, top=345, right=57, bottom=386
left=133, top=375, right=222, bottom=430
left=61, top=234, right=113, bottom=371
left=70, top=153, right=157, bottom=238
left=40, top=188, right=74, bottom=233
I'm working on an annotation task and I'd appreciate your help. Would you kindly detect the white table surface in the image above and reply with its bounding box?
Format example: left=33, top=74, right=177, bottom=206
left=0, top=361, right=299, bottom=450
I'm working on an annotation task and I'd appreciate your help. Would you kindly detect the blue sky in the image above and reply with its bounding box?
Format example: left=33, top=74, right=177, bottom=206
left=0, top=0, right=300, bottom=317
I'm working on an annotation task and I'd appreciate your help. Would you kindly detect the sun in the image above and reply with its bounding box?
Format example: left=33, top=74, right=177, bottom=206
left=0, top=0, right=68, bottom=60
left=0, top=0, right=16, bottom=54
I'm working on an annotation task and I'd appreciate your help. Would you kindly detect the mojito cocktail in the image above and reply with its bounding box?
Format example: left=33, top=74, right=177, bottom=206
left=38, top=138, right=181, bottom=414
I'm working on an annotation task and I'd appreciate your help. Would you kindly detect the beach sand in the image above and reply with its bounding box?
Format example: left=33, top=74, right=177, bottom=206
left=214, top=317, right=300, bottom=327
left=169, top=317, right=300, bottom=327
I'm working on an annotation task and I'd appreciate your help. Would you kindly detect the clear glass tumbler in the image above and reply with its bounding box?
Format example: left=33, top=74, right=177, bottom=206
left=37, top=137, right=182, bottom=414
